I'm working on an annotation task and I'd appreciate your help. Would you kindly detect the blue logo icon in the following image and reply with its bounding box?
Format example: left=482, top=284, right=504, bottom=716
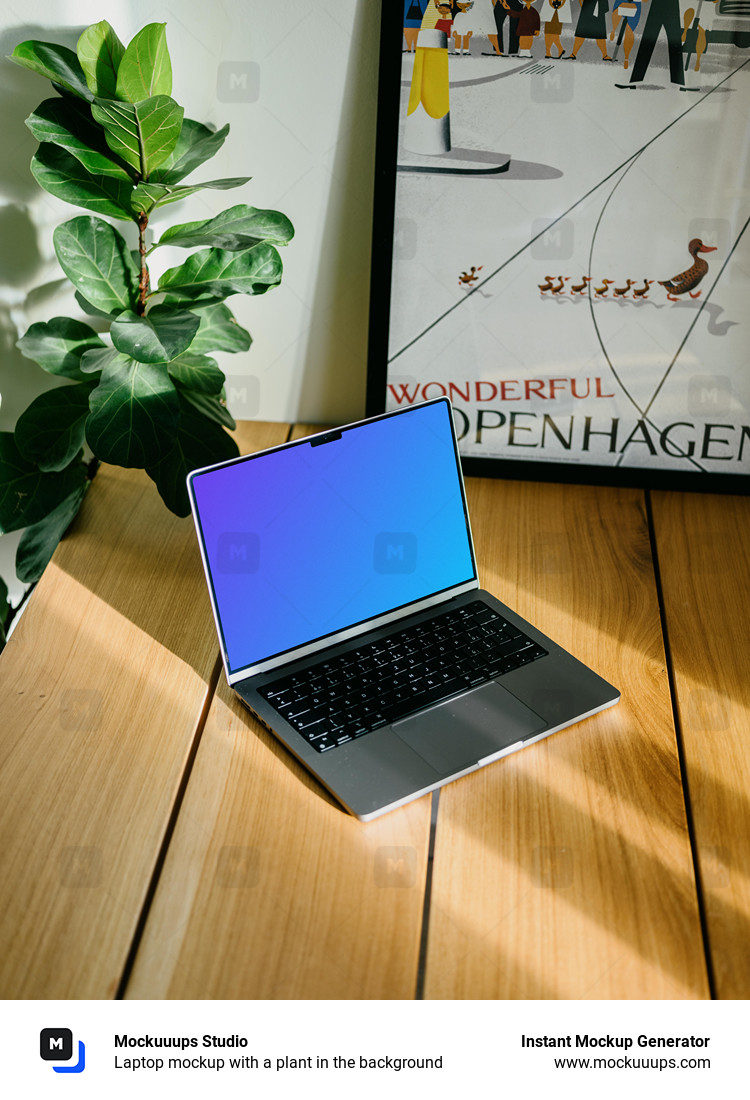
left=40, top=1029, right=86, bottom=1073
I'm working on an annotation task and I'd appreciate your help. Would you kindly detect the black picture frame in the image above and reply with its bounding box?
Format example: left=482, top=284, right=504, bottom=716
left=366, top=4, right=749, bottom=495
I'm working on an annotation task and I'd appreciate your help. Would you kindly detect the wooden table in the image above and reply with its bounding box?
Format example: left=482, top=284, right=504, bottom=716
left=1, top=421, right=748, bottom=1000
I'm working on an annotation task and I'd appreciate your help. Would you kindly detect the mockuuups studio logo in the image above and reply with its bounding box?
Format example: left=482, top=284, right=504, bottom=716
left=40, top=1028, right=86, bottom=1073
left=373, top=532, right=417, bottom=574
left=216, top=61, right=260, bottom=103
left=531, top=217, right=574, bottom=260
left=217, top=531, right=260, bottom=573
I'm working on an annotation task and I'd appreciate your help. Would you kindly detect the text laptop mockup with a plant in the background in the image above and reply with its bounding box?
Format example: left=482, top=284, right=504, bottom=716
left=188, top=398, right=619, bottom=819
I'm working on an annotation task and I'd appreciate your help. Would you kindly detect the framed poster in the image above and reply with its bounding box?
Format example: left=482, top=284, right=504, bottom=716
left=367, top=1, right=750, bottom=491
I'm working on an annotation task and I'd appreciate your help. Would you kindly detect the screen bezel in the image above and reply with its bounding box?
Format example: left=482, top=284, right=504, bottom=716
left=187, top=398, right=479, bottom=684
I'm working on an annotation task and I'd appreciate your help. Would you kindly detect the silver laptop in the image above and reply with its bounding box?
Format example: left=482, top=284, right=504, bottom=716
left=188, top=398, right=619, bottom=820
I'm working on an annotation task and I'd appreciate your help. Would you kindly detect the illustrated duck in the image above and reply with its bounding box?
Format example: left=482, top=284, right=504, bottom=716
left=659, top=239, right=716, bottom=300
left=570, top=276, right=591, bottom=295
left=594, top=279, right=613, bottom=297
left=459, top=265, right=483, bottom=286
left=538, top=275, right=555, bottom=293
left=613, top=278, right=634, bottom=298
left=632, top=279, right=653, bottom=299
left=550, top=276, right=569, bottom=295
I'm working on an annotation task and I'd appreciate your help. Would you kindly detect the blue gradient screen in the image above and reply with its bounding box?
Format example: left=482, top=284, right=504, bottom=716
left=190, top=400, right=476, bottom=674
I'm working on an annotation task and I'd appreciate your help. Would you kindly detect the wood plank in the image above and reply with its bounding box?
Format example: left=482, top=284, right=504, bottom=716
left=126, top=420, right=433, bottom=999
left=0, top=421, right=288, bottom=998
left=423, top=479, right=708, bottom=999
left=650, top=490, right=750, bottom=999
left=125, top=676, right=431, bottom=998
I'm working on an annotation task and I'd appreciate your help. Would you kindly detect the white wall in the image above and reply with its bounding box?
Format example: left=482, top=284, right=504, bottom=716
left=0, top=0, right=381, bottom=602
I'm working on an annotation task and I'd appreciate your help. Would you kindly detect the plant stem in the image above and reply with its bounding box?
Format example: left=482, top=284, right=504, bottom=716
left=137, top=212, right=150, bottom=315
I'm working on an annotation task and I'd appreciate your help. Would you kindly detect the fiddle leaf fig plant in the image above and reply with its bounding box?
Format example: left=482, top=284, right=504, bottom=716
left=0, top=20, right=293, bottom=587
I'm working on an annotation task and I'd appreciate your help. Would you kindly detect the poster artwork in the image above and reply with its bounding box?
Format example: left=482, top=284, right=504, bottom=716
left=386, top=0, right=750, bottom=479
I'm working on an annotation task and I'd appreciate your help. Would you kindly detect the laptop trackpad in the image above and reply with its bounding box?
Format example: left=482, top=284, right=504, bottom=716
left=393, top=681, right=546, bottom=776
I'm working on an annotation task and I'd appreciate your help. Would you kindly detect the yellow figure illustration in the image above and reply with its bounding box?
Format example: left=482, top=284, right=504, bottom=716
left=405, top=27, right=451, bottom=155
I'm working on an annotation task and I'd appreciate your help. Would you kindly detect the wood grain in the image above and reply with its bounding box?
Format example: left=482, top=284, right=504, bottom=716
left=126, top=419, right=432, bottom=998
left=422, top=479, right=708, bottom=999
left=0, top=421, right=288, bottom=998
left=650, top=490, right=750, bottom=999
left=125, top=675, right=431, bottom=999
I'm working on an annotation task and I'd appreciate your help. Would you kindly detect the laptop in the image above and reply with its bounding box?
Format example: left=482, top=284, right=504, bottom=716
left=187, top=397, right=619, bottom=820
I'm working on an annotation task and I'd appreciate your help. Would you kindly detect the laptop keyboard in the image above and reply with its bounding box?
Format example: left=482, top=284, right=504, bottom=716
left=258, top=600, right=548, bottom=753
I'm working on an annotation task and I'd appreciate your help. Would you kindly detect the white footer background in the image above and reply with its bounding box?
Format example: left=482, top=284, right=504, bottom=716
left=6, top=999, right=741, bottom=1098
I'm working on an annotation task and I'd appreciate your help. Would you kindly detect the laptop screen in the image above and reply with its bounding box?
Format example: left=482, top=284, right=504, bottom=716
left=189, top=399, right=477, bottom=676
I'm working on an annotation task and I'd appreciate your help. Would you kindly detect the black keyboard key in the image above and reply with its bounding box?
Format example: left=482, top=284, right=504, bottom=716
left=467, top=672, right=487, bottom=687
left=285, top=706, right=311, bottom=723
left=475, top=608, right=499, bottom=624
left=296, top=712, right=328, bottom=731
left=314, top=736, right=337, bottom=752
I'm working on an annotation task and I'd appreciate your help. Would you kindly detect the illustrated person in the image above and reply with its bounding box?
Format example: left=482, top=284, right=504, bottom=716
left=616, top=0, right=686, bottom=87
left=461, top=0, right=501, bottom=54
left=567, top=0, right=612, bottom=60
left=404, top=0, right=430, bottom=51
left=611, top=0, right=642, bottom=68
left=682, top=0, right=717, bottom=71
left=453, top=1, right=476, bottom=53
left=541, top=0, right=572, bottom=57
left=501, top=0, right=542, bottom=56
left=493, top=0, right=525, bottom=55
left=420, top=0, right=452, bottom=31
left=434, top=1, right=455, bottom=35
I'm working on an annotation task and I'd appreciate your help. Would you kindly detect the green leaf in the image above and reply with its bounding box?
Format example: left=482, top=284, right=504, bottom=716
left=16, top=317, right=106, bottom=381
left=75, top=291, right=117, bottom=321
left=26, top=97, right=132, bottom=180
left=85, top=356, right=179, bottom=467
left=156, top=204, right=294, bottom=252
left=9, top=40, right=93, bottom=101
left=31, top=144, right=135, bottom=221
left=146, top=392, right=239, bottom=516
left=77, top=20, right=125, bottom=98
left=92, top=95, right=183, bottom=178
left=16, top=481, right=89, bottom=583
left=187, top=303, right=252, bottom=354
left=0, top=432, right=87, bottom=534
left=167, top=353, right=224, bottom=394
left=180, top=387, right=236, bottom=430
left=80, top=347, right=123, bottom=374
left=15, top=382, right=96, bottom=472
left=115, top=23, right=172, bottom=102
left=150, top=120, right=230, bottom=184
left=54, top=216, right=140, bottom=315
left=158, top=243, right=283, bottom=304
left=110, top=306, right=200, bottom=364
left=131, top=176, right=249, bottom=215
